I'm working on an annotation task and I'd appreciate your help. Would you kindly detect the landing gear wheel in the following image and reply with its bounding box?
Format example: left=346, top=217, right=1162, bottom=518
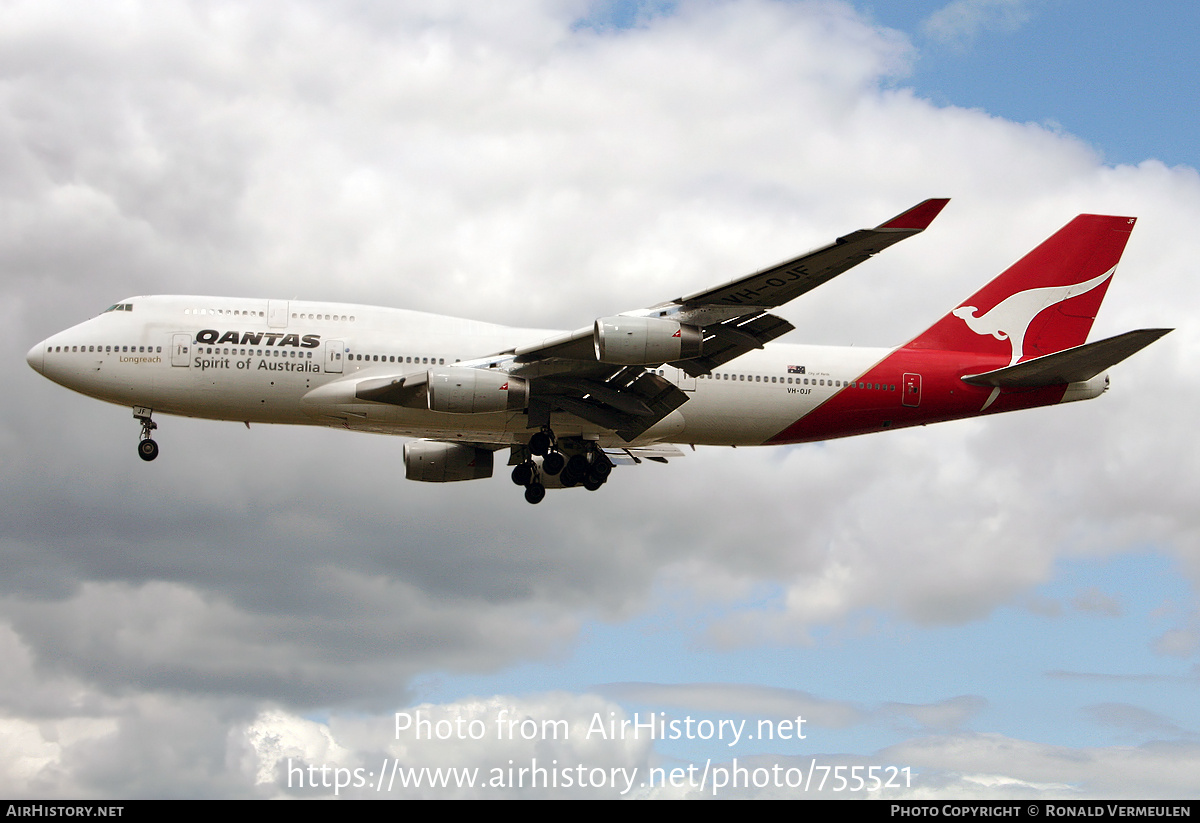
left=542, top=451, right=565, bottom=476
left=511, top=462, right=534, bottom=486
left=583, top=476, right=604, bottom=491
left=528, top=431, right=551, bottom=456
left=134, top=409, right=159, bottom=463
left=563, top=454, right=589, bottom=483
left=524, top=482, right=546, bottom=505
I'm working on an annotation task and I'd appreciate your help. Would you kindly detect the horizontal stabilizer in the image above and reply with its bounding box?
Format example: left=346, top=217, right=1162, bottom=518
left=962, top=328, right=1172, bottom=388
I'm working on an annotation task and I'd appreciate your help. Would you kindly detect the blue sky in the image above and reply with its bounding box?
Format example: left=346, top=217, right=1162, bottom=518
left=876, top=1, right=1200, bottom=170
left=419, top=551, right=1197, bottom=762
left=5, top=0, right=1198, bottom=799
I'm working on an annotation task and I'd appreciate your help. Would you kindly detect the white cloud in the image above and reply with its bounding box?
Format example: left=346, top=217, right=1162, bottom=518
left=922, top=0, right=1037, bottom=47
left=884, top=733, right=1200, bottom=799
left=3, top=0, right=1197, bottom=798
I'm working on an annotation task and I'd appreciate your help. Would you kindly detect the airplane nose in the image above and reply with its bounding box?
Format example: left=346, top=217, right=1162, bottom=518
left=26, top=342, right=44, bottom=374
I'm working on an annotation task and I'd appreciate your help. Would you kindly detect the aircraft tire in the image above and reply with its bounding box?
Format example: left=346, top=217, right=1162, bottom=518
left=138, top=439, right=159, bottom=462
left=583, top=477, right=604, bottom=491
left=529, top=432, right=551, bottom=456
left=511, top=462, right=533, bottom=486
left=524, top=482, right=546, bottom=504
left=564, top=454, right=588, bottom=480
left=542, top=451, right=565, bottom=475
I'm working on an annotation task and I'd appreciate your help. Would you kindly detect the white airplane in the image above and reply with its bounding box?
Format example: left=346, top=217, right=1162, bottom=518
left=27, top=199, right=1169, bottom=503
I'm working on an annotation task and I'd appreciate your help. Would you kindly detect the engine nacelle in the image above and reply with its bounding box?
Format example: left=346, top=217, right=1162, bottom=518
left=403, top=441, right=494, bottom=482
left=1061, top=373, right=1109, bottom=403
left=593, top=316, right=703, bottom=365
left=426, top=368, right=528, bottom=414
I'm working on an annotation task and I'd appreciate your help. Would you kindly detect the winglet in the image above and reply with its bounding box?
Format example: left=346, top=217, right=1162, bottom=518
left=877, top=198, right=950, bottom=231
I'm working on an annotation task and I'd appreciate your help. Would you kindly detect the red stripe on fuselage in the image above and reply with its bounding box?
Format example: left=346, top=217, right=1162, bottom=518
left=765, top=347, right=1067, bottom=445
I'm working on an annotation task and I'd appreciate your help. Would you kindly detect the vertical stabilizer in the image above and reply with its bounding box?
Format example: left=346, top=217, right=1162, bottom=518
left=905, top=214, right=1136, bottom=364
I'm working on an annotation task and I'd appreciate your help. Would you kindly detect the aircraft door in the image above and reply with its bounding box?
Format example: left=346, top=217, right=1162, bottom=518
left=324, top=339, right=345, bottom=373
left=268, top=300, right=289, bottom=328
left=171, top=333, right=191, bottom=367
left=668, top=366, right=696, bottom=391
left=902, top=373, right=922, bottom=407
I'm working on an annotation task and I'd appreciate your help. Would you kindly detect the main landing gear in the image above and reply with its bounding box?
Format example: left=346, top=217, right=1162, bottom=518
left=134, top=407, right=159, bottom=462
left=513, top=429, right=550, bottom=504
left=512, top=428, right=614, bottom=504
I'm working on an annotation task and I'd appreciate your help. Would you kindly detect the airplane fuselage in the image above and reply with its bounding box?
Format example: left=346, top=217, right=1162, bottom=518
left=27, top=294, right=1100, bottom=451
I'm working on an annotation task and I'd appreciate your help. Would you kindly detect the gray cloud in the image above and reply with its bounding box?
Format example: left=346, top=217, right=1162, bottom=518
left=1083, top=703, right=1193, bottom=738
left=3, top=0, right=1195, bottom=798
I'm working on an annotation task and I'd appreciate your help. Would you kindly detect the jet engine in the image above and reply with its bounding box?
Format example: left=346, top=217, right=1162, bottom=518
left=403, top=441, right=494, bottom=482
left=593, top=316, right=703, bottom=365
left=426, top=368, right=528, bottom=414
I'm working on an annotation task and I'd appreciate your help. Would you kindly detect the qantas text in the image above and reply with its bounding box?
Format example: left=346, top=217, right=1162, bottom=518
left=196, top=329, right=321, bottom=348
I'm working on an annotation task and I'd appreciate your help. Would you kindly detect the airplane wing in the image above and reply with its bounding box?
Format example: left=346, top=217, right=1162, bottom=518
left=490, top=198, right=950, bottom=438
left=495, top=198, right=949, bottom=366
left=331, top=199, right=949, bottom=442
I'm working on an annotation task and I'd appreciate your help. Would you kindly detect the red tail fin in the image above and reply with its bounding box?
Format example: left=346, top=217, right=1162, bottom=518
left=905, top=214, right=1136, bottom=364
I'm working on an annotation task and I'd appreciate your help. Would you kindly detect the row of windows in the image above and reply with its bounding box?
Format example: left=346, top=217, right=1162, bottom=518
left=201, top=347, right=314, bottom=358
left=44, top=344, right=324, bottom=361
left=43, top=343, right=896, bottom=391
left=294, top=312, right=355, bottom=322
left=47, top=344, right=162, bottom=354
left=45, top=343, right=442, bottom=366
left=701, top=372, right=845, bottom=386
left=179, top=307, right=359, bottom=322
left=685, top=371, right=897, bottom=391
left=349, top=353, right=445, bottom=365
left=183, top=307, right=264, bottom=317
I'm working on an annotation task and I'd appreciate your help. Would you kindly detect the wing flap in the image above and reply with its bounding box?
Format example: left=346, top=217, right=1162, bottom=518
left=533, top=368, right=689, bottom=442
left=672, top=312, right=795, bottom=376
left=604, top=444, right=687, bottom=465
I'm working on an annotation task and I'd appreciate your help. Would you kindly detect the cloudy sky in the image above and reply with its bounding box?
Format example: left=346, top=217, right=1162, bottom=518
left=5, top=0, right=1198, bottom=799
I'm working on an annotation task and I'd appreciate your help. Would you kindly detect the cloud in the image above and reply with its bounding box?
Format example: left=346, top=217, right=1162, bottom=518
left=248, top=694, right=657, bottom=798
left=922, top=0, right=1037, bottom=47
left=600, top=682, right=866, bottom=728
left=1153, top=627, right=1200, bottom=658
left=883, top=733, right=1200, bottom=799
left=1072, top=587, right=1123, bottom=617
left=4, top=0, right=1197, bottom=798
left=1083, top=703, right=1193, bottom=738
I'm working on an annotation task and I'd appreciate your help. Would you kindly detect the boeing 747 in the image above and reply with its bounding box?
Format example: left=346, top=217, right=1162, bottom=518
left=26, top=200, right=1170, bottom=503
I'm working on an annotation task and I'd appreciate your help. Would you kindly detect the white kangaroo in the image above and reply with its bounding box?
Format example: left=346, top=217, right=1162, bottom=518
left=952, top=268, right=1114, bottom=366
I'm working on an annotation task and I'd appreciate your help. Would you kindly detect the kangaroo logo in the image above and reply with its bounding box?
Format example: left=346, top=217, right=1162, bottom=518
left=952, top=268, right=1114, bottom=366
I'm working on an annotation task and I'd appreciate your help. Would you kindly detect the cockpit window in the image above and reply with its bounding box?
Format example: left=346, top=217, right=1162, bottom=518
left=102, top=303, right=134, bottom=313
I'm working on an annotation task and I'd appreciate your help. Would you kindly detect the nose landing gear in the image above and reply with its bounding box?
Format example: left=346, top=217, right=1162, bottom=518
left=133, top=407, right=159, bottom=462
